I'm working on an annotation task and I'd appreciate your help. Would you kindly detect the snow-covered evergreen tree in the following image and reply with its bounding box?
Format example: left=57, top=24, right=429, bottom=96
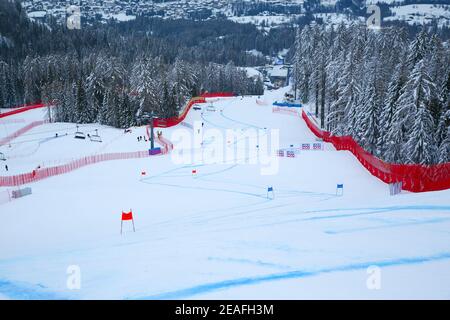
left=404, top=102, right=438, bottom=165
left=438, top=127, right=450, bottom=163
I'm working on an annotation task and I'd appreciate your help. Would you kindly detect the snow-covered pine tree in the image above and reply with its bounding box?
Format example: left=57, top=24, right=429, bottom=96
left=378, top=52, right=408, bottom=157
left=358, top=61, right=381, bottom=155
left=404, top=101, right=438, bottom=165
left=438, top=127, right=450, bottom=163
left=327, top=51, right=361, bottom=136
left=130, top=58, right=159, bottom=119
left=75, top=78, right=89, bottom=123
left=435, top=69, right=450, bottom=147
left=397, top=59, right=436, bottom=144
left=406, top=29, right=429, bottom=70
left=98, top=88, right=111, bottom=125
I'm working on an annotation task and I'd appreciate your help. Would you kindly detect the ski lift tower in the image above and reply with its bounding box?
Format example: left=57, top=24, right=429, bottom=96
left=142, top=111, right=158, bottom=150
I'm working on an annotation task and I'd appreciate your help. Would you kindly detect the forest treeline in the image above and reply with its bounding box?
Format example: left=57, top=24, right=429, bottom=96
left=0, top=0, right=264, bottom=128
left=293, top=24, right=450, bottom=165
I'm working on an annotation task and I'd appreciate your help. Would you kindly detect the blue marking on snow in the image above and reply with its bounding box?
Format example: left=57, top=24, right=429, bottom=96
left=303, top=205, right=450, bottom=221
left=134, top=252, right=450, bottom=300
left=325, top=217, right=450, bottom=234
left=244, top=205, right=450, bottom=230
left=0, top=279, right=68, bottom=300
left=207, top=257, right=292, bottom=270
left=197, top=176, right=337, bottom=200
left=200, top=112, right=230, bottom=130
left=219, top=111, right=264, bottom=130
left=140, top=180, right=268, bottom=199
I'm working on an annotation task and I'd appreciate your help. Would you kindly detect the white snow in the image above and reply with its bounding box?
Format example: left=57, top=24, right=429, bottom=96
left=0, top=108, right=157, bottom=175
left=366, top=0, right=406, bottom=4
left=246, top=49, right=264, bottom=58
left=314, top=13, right=365, bottom=26
left=228, top=14, right=300, bottom=28
left=268, top=65, right=288, bottom=78
left=103, top=12, right=137, bottom=22
left=386, top=4, right=450, bottom=28
left=27, top=11, right=47, bottom=19
left=1, top=87, right=450, bottom=299
left=244, top=67, right=263, bottom=79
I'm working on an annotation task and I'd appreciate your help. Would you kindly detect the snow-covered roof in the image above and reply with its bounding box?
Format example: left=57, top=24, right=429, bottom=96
left=245, top=67, right=263, bottom=79
left=268, top=66, right=288, bottom=78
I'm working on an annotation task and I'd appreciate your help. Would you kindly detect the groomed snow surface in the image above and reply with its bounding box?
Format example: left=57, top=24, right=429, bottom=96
left=1, top=87, right=450, bottom=299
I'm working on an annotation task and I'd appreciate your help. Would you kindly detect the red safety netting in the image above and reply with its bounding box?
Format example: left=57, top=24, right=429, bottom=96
left=0, top=120, right=48, bottom=146
left=0, top=93, right=231, bottom=187
left=153, top=93, right=234, bottom=128
left=0, top=150, right=154, bottom=187
left=153, top=97, right=207, bottom=128
left=200, top=92, right=235, bottom=98
left=301, top=110, right=450, bottom=192
left=272, top=107, right=299, bottom=116
left=156, top=136, right=173, bottom=154
left=256, top=99, right=268, bottom=106
left=0, top=104, right=46, bottom=119
left=0, top=133, right=174, bottom=187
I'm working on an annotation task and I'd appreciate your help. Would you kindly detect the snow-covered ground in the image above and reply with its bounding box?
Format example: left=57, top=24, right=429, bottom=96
left=228, top=14, right=301, bottom=30
left=386, top=4, right=450, bottom=28
left=314, top=13, right=365, bottom=26
left=1, top=87, right=450, bottom=299
left=0, top=109, right=159, bottom=175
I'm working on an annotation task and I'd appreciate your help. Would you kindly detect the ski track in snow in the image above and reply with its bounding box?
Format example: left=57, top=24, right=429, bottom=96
left=1, top=87, right=450, bottom=299
left=134, top=252, right=450, bottom=300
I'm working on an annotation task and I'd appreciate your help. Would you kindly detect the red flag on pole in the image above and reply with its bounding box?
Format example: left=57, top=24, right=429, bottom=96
left=121, top=210, right=135, bottom=234
left=122, top=210, right=133, bottom=221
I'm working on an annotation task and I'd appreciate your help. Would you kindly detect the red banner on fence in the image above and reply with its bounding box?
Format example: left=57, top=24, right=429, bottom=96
left=301, top=110, right=450, bottom=192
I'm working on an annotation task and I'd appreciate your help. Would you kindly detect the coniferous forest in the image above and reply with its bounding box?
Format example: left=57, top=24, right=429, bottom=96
left=1, top=0, right=449, bottom=165
left=293, top=24, right=450, bottom=165
left=0, top=0, right=266, bottom=129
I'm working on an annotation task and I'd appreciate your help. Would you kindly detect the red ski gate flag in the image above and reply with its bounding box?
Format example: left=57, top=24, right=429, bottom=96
left=122, top=211, right=133, bottom=221
left=121, top=210, right=135, bottom=234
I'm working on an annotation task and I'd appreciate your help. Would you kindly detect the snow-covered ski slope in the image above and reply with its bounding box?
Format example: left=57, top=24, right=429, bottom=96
left=1, top=87, right=450, bottom=299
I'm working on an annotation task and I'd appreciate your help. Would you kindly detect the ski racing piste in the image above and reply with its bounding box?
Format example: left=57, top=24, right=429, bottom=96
left=0, top=114, right=173, bottom=188
left=2, top=88, right=450, bottom=299
left=0, top=93, right=232, bottom=187
left=302, top=110, right=450, bottom=193
left=2, top=93, right=449, bottom=191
